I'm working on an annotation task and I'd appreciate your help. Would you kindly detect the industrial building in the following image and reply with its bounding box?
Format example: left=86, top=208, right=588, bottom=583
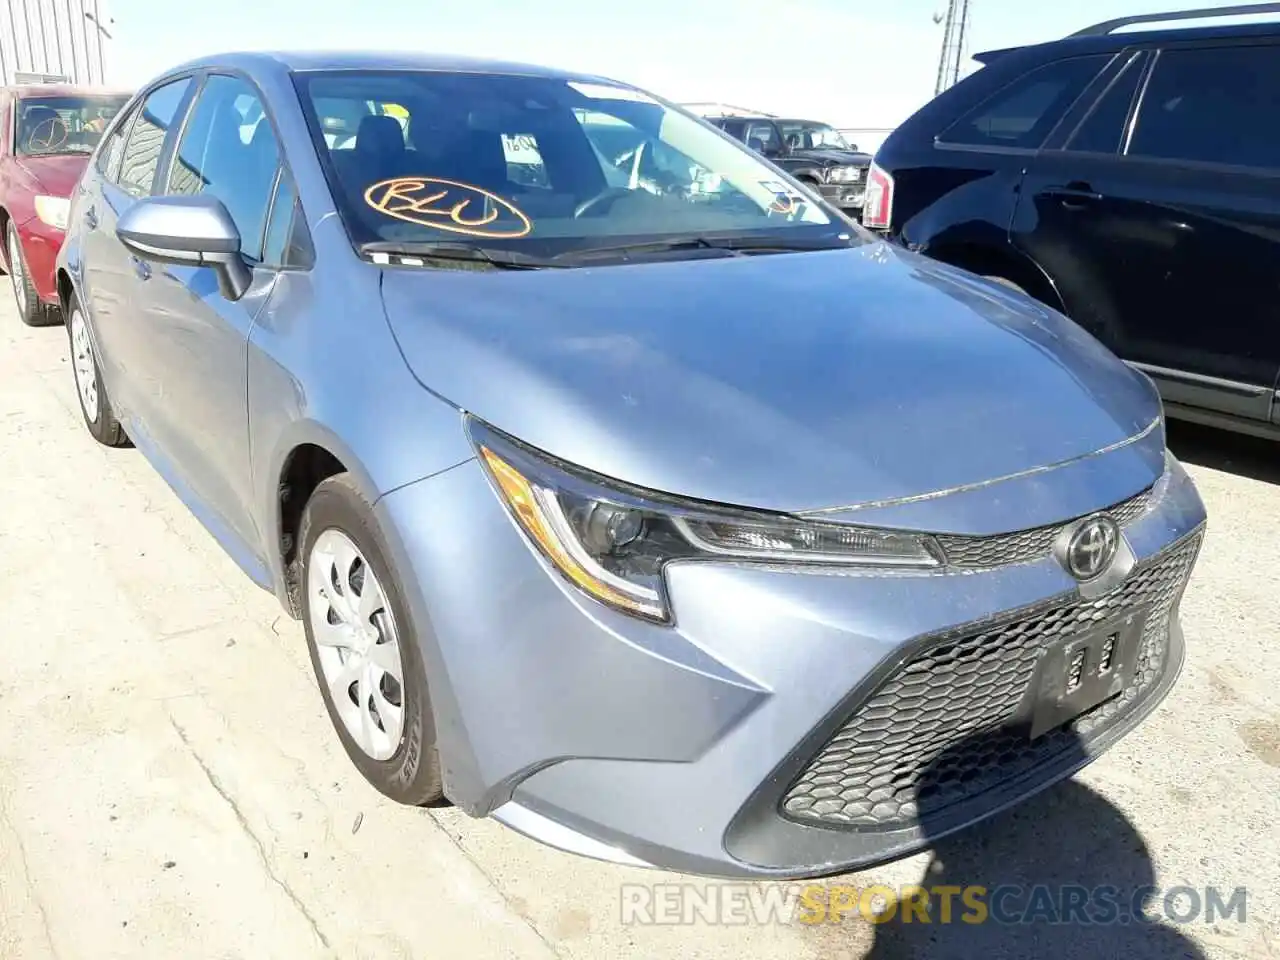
left=1, top=0, right=113, bottom=86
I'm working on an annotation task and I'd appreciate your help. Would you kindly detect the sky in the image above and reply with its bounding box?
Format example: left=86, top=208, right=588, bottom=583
left=102, top=0, right=1273, bottom=130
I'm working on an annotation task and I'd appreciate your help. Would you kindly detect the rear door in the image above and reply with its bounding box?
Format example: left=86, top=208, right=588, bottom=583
left=82, top=77, right=194, bottom=417
left=1016, top=40, right=1280, bottom=423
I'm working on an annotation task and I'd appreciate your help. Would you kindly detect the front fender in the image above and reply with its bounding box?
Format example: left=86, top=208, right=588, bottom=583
left=246, top=259, right=476, bottom=608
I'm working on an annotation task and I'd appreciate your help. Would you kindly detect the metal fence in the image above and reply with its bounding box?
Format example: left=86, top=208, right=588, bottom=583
left=1, top=0, right=112, bottom=86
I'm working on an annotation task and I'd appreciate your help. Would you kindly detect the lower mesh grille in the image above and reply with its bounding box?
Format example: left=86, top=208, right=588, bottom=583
left=781, top=530, right=1201, bottom=831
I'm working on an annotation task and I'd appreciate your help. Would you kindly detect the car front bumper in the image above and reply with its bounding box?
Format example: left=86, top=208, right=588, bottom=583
left=375, top=448, right=1205, bottom=879
left=16, top=214, right=66, bottom=305
left=817, top=180, right=866, bottom=211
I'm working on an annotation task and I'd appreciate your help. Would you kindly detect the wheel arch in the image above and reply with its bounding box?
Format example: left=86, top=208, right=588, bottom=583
left=56, top=266, right=75, bottom=313
left=265, top=422, right=384, bottom=618
left=921, top=239, right=1067, bottom=314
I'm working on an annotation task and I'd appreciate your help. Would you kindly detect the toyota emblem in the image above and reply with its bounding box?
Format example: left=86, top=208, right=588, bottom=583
left=1064, top=516, right=1120, bottom=582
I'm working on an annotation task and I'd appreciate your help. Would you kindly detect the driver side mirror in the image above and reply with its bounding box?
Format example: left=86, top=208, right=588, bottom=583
left=116, top=195, right=252, bottom=301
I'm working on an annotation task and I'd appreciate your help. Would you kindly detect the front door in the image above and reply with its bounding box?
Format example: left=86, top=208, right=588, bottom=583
left=129, top=73, right=286, bottom=560
left=1016, top=41, right=1280, bottom=423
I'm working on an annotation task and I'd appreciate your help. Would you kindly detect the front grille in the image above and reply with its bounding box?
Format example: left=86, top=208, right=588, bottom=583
left=935, top=485, right=1154, bottom=569
left=781, top=529, right=1201, bottom=831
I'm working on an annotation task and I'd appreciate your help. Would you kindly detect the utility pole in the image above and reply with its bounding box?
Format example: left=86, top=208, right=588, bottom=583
left=934, top=0, right=974, bottom=96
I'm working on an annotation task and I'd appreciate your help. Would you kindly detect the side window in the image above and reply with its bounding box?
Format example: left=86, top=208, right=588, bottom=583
left=117, top=78, right=191, bottom=198
left=722, top=119, right=745, bottom=139
left=97, top=104, right=135, bottom=180
left=262, top=169, right=313, bottom=269
left=744, top=122, right=778, bottom=153
left=1065, top=54, right=1145, bottom=154
left=941, top=55, right=1111, bottom=149
left=166, top=74, right=281, bottom=261
left=1128, top=45, right=1280, bottom=170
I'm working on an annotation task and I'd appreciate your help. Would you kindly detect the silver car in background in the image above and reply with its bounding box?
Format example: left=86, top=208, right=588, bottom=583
left=55, top=51, right=1206, bottom=878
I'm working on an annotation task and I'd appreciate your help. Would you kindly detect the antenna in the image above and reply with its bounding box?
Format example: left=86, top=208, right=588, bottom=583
left=934, top=0, right=975, bottom=95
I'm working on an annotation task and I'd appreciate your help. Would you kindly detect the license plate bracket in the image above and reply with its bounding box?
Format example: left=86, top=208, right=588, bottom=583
left=1021, top=606, right=1150, bottom=740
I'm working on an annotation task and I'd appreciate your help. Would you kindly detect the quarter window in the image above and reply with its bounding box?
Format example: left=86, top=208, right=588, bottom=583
left=941, top=55, right=1110, bottom=149
left=117, top=78, right=191, bottom=198
left=167, top=75, right=281, bottom=261
left=262, top=169, right=313, bottom=269
left=1128, top=45, right=1280, bottom=170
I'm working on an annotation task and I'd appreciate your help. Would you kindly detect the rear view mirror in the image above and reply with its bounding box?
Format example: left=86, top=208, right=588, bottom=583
left=116, top=195, right=251, bottom=301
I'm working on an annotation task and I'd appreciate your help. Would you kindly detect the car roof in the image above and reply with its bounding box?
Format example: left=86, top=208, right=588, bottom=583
left=975, top=18, right=1280, bottom=64
left=163, top=49, right=607, bottom=82
left=2, top=83, right=133, bottom=99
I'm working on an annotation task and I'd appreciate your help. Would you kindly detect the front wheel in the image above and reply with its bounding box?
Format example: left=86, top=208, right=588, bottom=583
left=7, top=224, right=53, bottom=327
left=299, top=474, right=444, bottom=805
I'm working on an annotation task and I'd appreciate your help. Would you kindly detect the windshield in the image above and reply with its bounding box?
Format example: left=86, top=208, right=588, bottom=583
left=777, top=122, right=851, bottom=151
left=294, top=71, right=855, bottom=259
left=15, top=95, right=129, bottom=157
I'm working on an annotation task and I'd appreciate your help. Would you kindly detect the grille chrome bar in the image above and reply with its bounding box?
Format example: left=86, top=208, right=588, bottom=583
left=935, top=486, right=1154, bottom=570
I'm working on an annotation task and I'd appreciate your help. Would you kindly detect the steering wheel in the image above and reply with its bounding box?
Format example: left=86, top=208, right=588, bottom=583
left=574, top=187, right=632, bottom=219
left=26, top=116, right=69, bottom=152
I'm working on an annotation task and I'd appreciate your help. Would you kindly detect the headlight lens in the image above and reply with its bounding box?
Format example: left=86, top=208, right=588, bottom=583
left=33, top=195, right=70, bottom=230
left=829, top=166, right=862, bottom=184
left=471, top=420, right=942, bottom=623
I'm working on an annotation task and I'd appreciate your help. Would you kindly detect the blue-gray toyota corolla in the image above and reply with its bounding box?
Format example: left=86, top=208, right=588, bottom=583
left=56, top=52, right=1206, bottom=879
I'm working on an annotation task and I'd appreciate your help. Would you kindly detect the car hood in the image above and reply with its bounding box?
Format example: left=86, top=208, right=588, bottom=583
left=790, top=148, right=872, bottom=166
left=379, top=243, right=1162, bottom=517
left=15, top=154, right=89, bottom=196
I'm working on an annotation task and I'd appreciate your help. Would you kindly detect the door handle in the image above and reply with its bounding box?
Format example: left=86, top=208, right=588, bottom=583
left=83, top=205, right=98, bottom=229
left=129, top=255, right=152, bottom=281
left=1047, top=181, right=1103, bottom=209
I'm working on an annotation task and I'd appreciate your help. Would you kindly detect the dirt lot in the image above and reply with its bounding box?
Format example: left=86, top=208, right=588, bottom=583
left=0, top=296, right=1277, bottom=960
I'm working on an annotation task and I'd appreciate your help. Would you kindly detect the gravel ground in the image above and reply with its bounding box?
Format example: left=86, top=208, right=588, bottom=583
left=0, top=295, right=1276, bottom=959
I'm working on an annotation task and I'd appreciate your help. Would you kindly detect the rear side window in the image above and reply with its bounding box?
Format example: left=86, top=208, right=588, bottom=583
left=1066, top=54, right=1145, bottom=154
left=97, top=105, right=135, bottom=180
left=940, top=55, right=1110, bottom=149
left=117, top=78, right=191, bottom=198
left=1128, top=44, right=1280, bottom=170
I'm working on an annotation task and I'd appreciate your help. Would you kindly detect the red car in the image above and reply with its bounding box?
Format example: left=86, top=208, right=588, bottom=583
left=0, top=84, right=130, bottom=325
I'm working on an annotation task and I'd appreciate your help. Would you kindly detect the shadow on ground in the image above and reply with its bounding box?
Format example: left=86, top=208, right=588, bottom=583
left=1166, top=419, right=1280, bottom=487
left=856, top=728, right=1206, bottom=959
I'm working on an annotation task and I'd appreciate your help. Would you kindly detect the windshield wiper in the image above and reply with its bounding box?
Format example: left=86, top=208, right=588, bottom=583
left=554, top=234, right=854, bottom=264
left=359, top=240, right=562, bottom=270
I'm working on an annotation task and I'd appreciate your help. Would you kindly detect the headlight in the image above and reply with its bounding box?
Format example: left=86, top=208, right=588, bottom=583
left=471, top=420, right=942, bottom=623
left=829, top=166, right=862, bottom=184
left=33, top=195, right=70, bottom=230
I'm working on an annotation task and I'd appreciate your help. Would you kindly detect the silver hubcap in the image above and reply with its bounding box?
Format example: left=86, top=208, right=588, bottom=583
left=308, top=529, right=405, bottom=761
left=70, top=309, right=99, bottom=423
left=9, top=233, right=25, bottom=313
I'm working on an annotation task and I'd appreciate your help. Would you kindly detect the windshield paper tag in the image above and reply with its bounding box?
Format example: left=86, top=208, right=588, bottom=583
left=760, top=180, right=805, bottom=214
left=364, top=177, right=532, bottom=238
left=567, top=81, right=657, bottom=104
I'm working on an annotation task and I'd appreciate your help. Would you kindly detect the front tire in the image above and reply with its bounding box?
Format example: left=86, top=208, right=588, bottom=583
left=299, top=474, right=444, bottom=805
left=66, top=294, right=128, bottom=446
left=7, top=224, right=53, bottom=327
